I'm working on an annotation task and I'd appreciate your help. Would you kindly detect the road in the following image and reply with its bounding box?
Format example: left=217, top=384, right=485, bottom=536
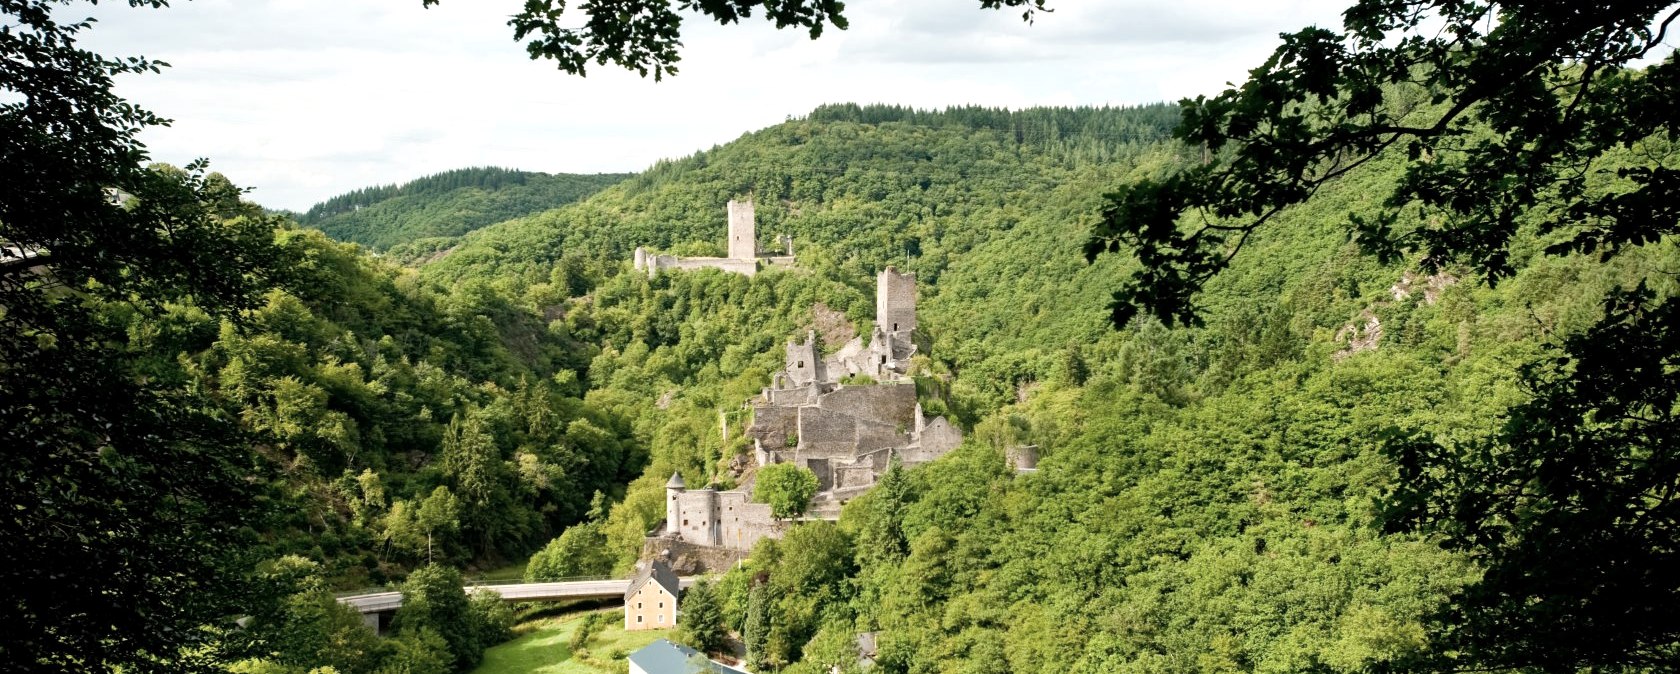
left=337, top=577, right=697, bottom=614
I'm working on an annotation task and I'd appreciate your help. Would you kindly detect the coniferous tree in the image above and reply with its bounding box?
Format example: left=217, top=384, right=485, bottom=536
left=743, top=582, right=771, bottom=670
left=678, top=579, right=727, bottom=655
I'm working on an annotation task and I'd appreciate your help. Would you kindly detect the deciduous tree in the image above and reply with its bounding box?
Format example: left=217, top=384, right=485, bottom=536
left=421, top=0, right=1050, bottom=80
left=1090, top=1, right=1680, bottom=670
left=755, top=463, right=820, bottom=519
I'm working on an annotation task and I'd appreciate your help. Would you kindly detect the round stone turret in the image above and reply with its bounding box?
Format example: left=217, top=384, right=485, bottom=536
left=665, top=471, right=684, bottom=536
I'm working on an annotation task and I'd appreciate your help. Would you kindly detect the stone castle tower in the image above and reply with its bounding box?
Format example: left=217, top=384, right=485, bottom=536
left=876, top=267, right=916, bottom=335
left=633, top=198, right=794, bottom=278
left=727, top=200, right=756, bottom=260
left=785, top=330, right=826, bottom=387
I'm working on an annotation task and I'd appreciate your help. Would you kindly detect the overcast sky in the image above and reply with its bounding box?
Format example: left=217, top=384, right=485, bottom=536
left=79, top=0, right=1352, bottom=210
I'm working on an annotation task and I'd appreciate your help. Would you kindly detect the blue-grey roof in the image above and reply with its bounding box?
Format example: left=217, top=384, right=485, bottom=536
left=626, top=558, right=680, bottom=601
left=626, top=639, right=749, bottom=674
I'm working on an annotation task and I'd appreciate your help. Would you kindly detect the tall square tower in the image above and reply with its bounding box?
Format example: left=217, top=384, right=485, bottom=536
left=876, top=266, right=917, bottom=335
left=727, top=200, right=756, bottom=260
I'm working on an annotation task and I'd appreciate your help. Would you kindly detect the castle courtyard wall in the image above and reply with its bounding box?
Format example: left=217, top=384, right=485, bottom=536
left=641, top=537, right=749, bottom=575
left=816, top=384, right=917, bottom=429
left=716, top=491, right=778, bottom=551
left=796, top=406, right=863, bottom=458
left=747, top=404, right=799, bottom=449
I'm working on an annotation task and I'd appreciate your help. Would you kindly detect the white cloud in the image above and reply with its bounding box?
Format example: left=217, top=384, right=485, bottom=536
left=75, top=0, right=1349, bottom=210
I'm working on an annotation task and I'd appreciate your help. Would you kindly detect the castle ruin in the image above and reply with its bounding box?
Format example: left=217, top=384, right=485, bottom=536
left=647, top=268, right=962, bottom=569
left=633, top=199, right=796, bottom=278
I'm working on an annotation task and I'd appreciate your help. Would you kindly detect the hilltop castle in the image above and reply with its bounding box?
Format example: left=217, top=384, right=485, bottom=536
left=648, top=268, right=963, bottom=569
left=632, top=199, right=795, bottom=277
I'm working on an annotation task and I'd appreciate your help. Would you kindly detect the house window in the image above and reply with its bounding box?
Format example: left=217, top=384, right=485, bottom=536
left=683, top=519, right=688, bottom=526
left=637, top=602, right=643, bottom=609
left=880, top=355, right=887, bottom=364
left=658, top=602, right=664, bottom=608
left=658, top=614, right=664, bottom=623
left=893, top=322, right=898, bottom=331
left=798, top=360, right=804, bottom=368
left=637, top=616, right=643, bottom=623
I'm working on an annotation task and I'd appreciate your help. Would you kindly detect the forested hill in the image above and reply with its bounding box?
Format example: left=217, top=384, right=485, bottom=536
left=297, top=166, right=631, bottom=250
left=392, top=101, right=1675, bottom=673
left=137, top=101, right=1674, bottom=673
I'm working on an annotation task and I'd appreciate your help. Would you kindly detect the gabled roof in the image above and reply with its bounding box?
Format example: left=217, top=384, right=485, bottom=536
left=626, top=558, right=680, bottom=601
left=627, top=639, right=750, bottom=674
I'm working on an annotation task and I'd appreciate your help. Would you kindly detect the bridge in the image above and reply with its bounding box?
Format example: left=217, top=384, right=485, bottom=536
left=337, top=576, right=697, bottom=631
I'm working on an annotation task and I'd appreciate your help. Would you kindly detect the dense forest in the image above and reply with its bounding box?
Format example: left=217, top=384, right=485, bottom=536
left=436, top=100, right=1673, bottom=673
left=295, top=167, right=631, bottom=251
left=239, top=97, right=1671, bottom=672
left=7, top=1, right=1677, bottom=671
left=20, top=98, right=1673, bottom=674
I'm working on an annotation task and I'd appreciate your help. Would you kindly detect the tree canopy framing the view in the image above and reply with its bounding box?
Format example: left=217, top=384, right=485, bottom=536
left=1083, top=1, right=1680, bottom=671
left=422, top=0, right=1050, bottom=80
left=1086, top=0, right=1680, bottom=329
left=7, top=0, right=1680, bottom=672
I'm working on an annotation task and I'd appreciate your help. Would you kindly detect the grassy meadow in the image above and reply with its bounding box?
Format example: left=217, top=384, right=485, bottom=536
left=471, top=608, right=674, bottom=674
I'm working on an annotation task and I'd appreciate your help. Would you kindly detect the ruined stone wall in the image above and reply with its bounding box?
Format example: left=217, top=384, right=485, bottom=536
left=1007, top=445, right=1040, bottom=471
left=876, top=267, right=917, bottom=335
left=717, top=491, right=779, bottom=551
left=804, top=457, right=833, bottom=491
left=664, top=257, right=759, bottom=277
left=857, top=447, right=894, bottom=471
left=785, top=338, right=824, bottom=387
left=765, top=386, right=818, bottom=407
left=817, top=384, right=916, bottom=430
left=921, top=417, right=963, bottom=456
left=902, top=416, right=963, bottom=464
left=641, top=537, right=748, bottom=575
left=823, top=336, right=867, bottom=381
left=853, top=417, right=909, bottom=453
left=746, top=404, right=799, bottom=450
left=836, top=463, right=876, bottom=489
left=727, top=200, right=756, bottom=260
left=796, top=406, right=861, bottom=458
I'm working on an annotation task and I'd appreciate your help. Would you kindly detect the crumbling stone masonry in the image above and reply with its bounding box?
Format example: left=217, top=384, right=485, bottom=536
left=646, top=267, right=963, bottom=566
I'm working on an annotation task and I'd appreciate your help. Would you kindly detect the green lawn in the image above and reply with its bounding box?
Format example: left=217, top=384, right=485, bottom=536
left=585, top=619, right=676, bottom=662
left=470, top=609, right=675, bottom=674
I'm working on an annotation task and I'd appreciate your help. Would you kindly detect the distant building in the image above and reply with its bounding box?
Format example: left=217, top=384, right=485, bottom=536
left=627, top=639, right=750, bottom=674
left=646, top=267, right=964, bottom=569
left=624, top=558, right=680, bottom=631
left=633, top=199, right=796, bottom=278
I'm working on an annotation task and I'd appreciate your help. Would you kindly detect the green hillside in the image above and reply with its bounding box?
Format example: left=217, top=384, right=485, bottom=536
left=14, top=0, right=1679, bottom=671
left=400, top=102, right=1677, bottom=673
left=30, top=103, right=1675, bottom=674
left=298, top=167, right=631, bottom=250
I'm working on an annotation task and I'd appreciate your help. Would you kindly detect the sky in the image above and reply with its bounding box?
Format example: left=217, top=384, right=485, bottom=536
left=78, top=0, right=1353, bottom=211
